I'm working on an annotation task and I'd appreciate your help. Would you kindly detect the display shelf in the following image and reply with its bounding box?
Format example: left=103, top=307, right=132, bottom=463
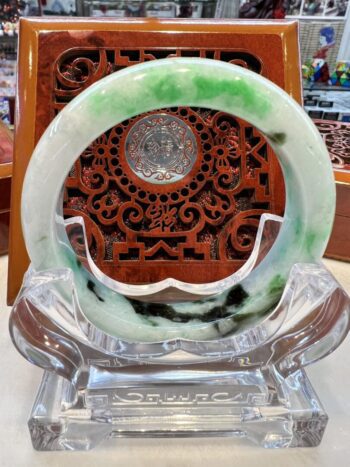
left=81, top=0, right=217, bottom=18
left=303, top=84, right=350, bottom=121
left=0, top=35, right=17, bottom=59
left=285, top=0, right=349, bottom=19
left=304, top=82, right=350, bottom=91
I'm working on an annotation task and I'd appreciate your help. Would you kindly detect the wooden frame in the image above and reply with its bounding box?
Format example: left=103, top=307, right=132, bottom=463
left=8, top=18, right=302, bottom=304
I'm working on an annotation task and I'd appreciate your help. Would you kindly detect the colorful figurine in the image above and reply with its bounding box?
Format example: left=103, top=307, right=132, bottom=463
left=314, top=26, right=335, bottom=60
left=331, top=61, right=350, bottom=87
left=302, top=58, right=330, bottom=83
left=303, top=26, right=336, bottom=84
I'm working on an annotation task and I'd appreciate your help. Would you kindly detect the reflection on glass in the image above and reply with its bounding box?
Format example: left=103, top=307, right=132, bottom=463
left=82, top=1, right=214, bottom=18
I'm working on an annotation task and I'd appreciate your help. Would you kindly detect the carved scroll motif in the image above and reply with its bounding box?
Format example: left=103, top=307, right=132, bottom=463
left=314, top=119, right=350, bottom=171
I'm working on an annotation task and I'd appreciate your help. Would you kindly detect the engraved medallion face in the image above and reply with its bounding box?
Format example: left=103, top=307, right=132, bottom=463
left=125, top=114, right=198, bottom=184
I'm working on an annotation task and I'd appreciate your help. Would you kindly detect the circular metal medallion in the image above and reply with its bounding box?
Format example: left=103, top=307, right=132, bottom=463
left=125, top=113, right=197, bottom=184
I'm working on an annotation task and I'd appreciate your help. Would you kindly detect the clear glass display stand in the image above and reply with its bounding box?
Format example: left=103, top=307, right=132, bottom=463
left=9, top=215, right=350, bottom=450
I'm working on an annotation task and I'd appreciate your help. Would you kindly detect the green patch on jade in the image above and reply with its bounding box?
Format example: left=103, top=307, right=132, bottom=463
left=304, top=231, right=319, bottom=257
left=88, top=92, right=138, bottom=120
left=191, top=75, right=271, bottom=118
left=268, top=274, right=286, bottom=296
left=89, top=67, right=272, bottom=122
left=149, top=73, right=184, bottom=103
left=294, top=217, right=303, bottom=237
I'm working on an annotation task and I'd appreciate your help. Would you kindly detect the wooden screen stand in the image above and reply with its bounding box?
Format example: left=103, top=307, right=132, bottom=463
left=8, top=18, right=303, bottom=304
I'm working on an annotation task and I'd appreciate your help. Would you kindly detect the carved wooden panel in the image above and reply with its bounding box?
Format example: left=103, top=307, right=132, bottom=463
left=314, top=119, right=350, bottom=262
left=55, top=46, right=284, bottom=284
left=314, top=119, right=350, bottom=172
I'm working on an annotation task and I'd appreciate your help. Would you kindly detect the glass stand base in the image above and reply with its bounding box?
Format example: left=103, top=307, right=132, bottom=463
left=11, top=217, right=349, bottom=451
left=29, top=365, right=328, bottom=451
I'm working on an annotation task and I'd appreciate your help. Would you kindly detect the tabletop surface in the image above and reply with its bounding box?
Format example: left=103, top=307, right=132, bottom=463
left=1, top=254, right=350, bottom=467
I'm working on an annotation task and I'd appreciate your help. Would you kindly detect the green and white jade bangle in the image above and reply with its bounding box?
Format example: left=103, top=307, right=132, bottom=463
left=22, top=58, right=335, bottom=342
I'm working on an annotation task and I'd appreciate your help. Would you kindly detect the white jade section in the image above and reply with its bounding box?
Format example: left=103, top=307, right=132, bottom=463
left=21, top=58, right=335, bottom=342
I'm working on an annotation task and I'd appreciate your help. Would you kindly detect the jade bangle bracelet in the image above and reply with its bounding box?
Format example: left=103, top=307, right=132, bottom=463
left=21, top=58, right=335, bottom=342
